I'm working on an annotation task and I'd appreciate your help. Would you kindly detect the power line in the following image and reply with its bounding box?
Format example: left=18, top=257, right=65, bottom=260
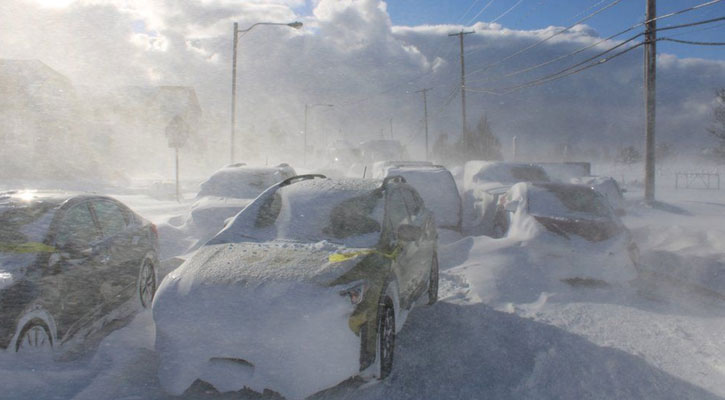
left=466, top=0, right=723, bottom=80
left=465, top=0, right=624, bottom=74
left=465, top=40, right=645, bottom=95
left=466, top=0, right=496, bottom=25
left=490, top=0, right=525, bottom=23
left=466, top=1, right=725, bottom=85
left=464, top=15, right=725, bottom=97
left=659, top=37, right=725, bottom=46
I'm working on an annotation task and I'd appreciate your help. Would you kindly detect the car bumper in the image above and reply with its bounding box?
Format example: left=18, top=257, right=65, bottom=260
left=153, top=279, right=361, bottom=399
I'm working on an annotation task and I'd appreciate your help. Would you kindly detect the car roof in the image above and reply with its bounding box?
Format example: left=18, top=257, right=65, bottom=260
left=0, top=190, right=121, bottom=212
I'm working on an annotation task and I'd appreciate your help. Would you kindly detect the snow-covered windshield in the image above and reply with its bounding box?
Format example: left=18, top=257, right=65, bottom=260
left=240, top=183, right=384, bottom=247
left=528, top=183, right=613, bottom=220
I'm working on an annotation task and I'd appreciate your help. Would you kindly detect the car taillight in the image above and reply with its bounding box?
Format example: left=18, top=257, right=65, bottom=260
left=339, top=281, right=367, bottom=305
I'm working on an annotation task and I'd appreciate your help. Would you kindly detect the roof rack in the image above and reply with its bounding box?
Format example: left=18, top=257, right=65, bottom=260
left=382, top=175, right=406, bottom=188
left=279, top=174, right=326, bottom=187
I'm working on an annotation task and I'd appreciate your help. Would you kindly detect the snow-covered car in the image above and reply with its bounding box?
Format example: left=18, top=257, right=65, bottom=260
left=494, top=182, right=638, bottom=286
left=462, top=161, right=550, bottom=236
left=153, top=175, right=438, bottom=399
left=571, top=175, right=626, bottom=215
left=372, top=161, right=462, bottom=232
left=166, top=163, right=296, bottom=254
left=0, top=190, right=159, bottom=355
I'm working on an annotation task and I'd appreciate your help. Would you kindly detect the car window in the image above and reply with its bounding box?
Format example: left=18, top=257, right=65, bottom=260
left=386, top=189, right=410, bottom=229
left=55, top=203, right=100, bottom=248
left=323, top=193, right=381, bottom=239
left=510, top=166, right=549, bottom=182
left=93, top=200, right=128, bottom=238
left=400, top=188, right=423, bottom=217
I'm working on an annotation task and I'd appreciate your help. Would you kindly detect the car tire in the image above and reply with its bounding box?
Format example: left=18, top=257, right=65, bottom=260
left=377, top=295, right=396, bottom=380
left=138, top=258, right=157, bottom=308
left=427, top=253, right=439, bottom=305
left=16, top=318, right=53, bottom=353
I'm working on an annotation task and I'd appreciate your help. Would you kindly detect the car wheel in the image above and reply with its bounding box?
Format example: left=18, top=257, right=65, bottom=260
left=16, top=319, right=53, bottom=353
left=377, top=296, right=395, bottom=380
left=138, top=258, right=157, bottom=308
left=427, top=254, right=439, bottom=305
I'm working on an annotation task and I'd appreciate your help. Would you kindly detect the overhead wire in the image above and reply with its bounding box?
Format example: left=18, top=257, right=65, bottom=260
left=466, top=0, right=497, bottom=25
left=464, top=15, right=725, bottom=96
left=466, top=0, right=725, bottom=85
left=490, top=0, right=525, bottom=23
left=464, top=0, right=624, bottom=74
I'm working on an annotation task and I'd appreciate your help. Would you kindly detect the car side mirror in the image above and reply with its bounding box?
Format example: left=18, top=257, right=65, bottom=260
left=397, top=224, right=422, bottom=242
left=503, top=200, right=519, bottom=213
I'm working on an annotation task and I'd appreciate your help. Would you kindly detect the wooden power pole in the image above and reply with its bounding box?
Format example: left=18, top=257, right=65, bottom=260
left=644, top=0, right=657, bottom=203
left=449, top=31, right=474, bottom=147
left=416, top=88, right=433, bottom=160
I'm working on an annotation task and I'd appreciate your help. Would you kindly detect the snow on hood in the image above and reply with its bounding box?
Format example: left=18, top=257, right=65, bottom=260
left=166, top=240, right=367, bottom=295
left=154, top=239, right=365, bottom=398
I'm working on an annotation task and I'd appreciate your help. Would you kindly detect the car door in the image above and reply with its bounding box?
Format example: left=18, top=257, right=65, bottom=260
left=384, top=187, right=417, bottom=309
left=47, top=201, right=105, bottom=340
left=399, top=187, right=436, bottom=299
left=90, top=199, right=142, bottom=311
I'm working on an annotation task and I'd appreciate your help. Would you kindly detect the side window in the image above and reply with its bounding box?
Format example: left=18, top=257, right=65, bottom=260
left=401, top=188, right=423, bottom=217
left=386, top=189, right=410, bottom=230
left=55, top=203, right=100, bottom=248
left=93, top=200, right=128, bottom=238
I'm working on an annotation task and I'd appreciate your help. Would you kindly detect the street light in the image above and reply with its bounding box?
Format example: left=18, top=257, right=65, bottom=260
left=230, top=20, right=303, bottom=164
left=304, top=103, right=333, bottom=166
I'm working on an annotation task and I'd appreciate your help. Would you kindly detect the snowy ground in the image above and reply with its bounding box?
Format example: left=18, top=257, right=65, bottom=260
left=3, top=178, right=725, bottom=400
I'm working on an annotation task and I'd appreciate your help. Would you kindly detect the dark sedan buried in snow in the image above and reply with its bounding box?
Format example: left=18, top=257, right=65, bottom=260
left=0, top=190, right=159, bottom=356
left=153, top=175, right=439, bottom=399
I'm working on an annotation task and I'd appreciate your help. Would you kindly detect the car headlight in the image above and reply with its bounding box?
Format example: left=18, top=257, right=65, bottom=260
left=339, top=280, right=367, bottom=305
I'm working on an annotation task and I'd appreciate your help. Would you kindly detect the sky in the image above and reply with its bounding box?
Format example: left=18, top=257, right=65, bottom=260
left=384, top=0, right=725, bottom=61
left=1, top=0, right=724, bottom=177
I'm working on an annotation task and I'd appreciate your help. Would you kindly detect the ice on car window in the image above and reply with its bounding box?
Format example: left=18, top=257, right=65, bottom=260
left=323, top=193, right=381, bottom=239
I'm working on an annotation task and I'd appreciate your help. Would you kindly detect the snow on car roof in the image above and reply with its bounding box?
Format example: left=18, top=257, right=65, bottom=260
left=197, top=164, right=294, bottom=199
left=212, top=177, right=384, bottom=247
left=465, top=161, right=550, bottom=185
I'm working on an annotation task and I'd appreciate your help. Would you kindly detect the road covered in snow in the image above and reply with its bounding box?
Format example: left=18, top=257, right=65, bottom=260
left=2, top=184, right=725, bottom=400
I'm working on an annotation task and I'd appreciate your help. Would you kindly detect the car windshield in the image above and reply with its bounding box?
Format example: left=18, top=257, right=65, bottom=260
left=229, top=183, right=384, bottom=247
left=528, top=184, right=613, bottom=220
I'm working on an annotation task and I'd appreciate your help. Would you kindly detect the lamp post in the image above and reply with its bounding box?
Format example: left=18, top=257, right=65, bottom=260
left=304, top=103, right=333, bottom=166
left=230, top=20, right=303, bottom=164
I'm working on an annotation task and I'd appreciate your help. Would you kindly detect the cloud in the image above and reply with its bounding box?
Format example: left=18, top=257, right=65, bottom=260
left=1, top=0, right=724, bottom=172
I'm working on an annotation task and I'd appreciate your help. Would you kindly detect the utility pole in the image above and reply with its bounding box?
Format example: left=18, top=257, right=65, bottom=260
left=230, top=22, right=239, bottom=164
left=449, top=30, right=474, bottom=147
left=644, top=0, right=657, bottom=203
left=416, top=88, right=433, bottom=160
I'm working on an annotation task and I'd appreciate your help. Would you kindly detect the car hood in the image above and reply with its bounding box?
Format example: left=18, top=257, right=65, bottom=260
left=164, top=240, right=369, bottom=293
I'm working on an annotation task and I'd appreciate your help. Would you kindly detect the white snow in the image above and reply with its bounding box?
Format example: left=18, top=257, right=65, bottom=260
left=3, top=170, right=725, bottom=400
